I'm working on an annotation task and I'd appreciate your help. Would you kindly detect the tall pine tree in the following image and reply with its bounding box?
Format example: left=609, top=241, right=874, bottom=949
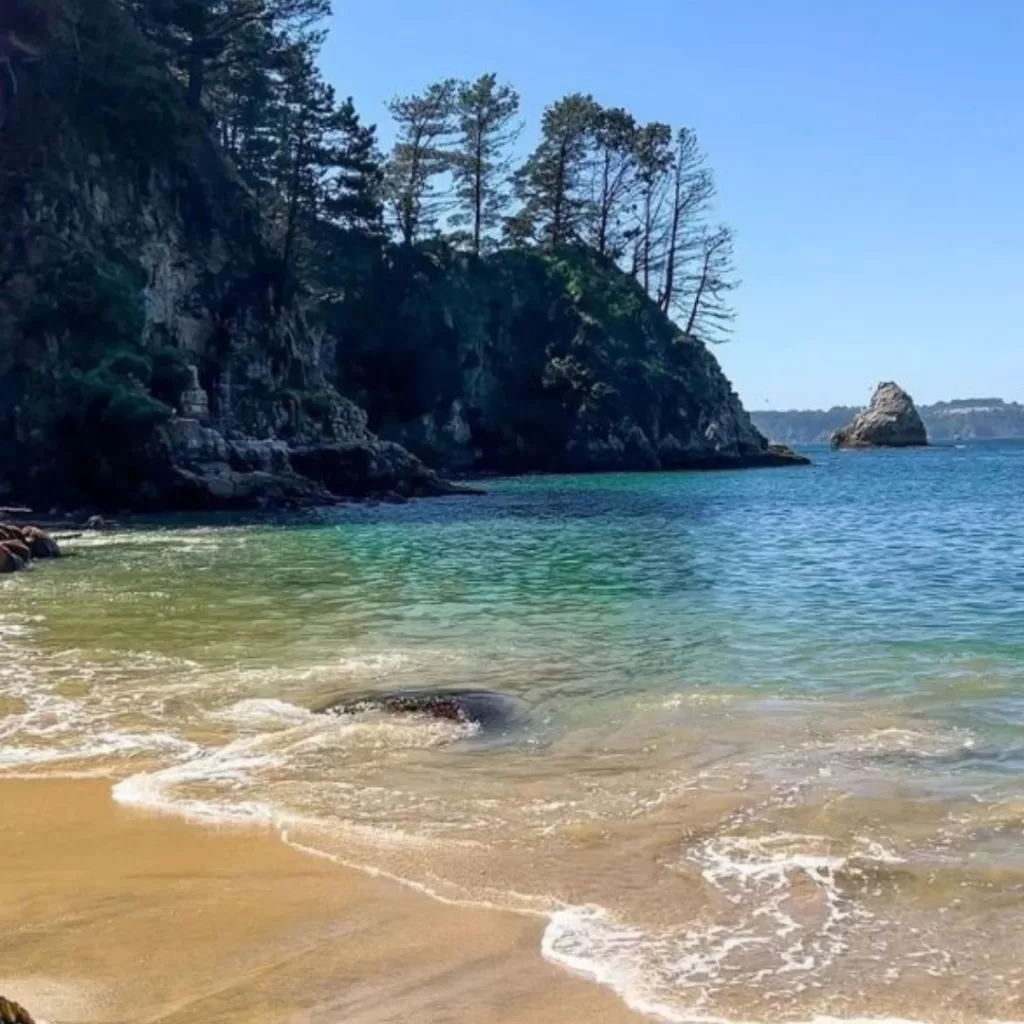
left=450, top=74, right=521, bottom=255
left=384, top=80, right=458, bottom=244
left=511, top=93, right=600, bottom=247
left=587, top=106, right=638, bottom=260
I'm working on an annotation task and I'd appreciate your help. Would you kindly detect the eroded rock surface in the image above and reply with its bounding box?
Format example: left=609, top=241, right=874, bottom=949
left=831, top=383, right=928, bottom=449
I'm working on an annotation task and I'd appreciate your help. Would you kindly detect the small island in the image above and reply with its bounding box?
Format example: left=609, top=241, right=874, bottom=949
left=831, top=382, right=929, bottom=449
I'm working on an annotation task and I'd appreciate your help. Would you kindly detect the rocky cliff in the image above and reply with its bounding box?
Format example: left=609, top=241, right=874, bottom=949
left=0, top=1, right=802, bottom=513
left=325, top=244, right=805, bottom=474
left=0, top=0, right=450, bottom=510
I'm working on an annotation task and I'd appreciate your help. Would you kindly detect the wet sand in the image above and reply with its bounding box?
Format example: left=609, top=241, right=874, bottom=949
left=0, top=779, right=642, bottom=1024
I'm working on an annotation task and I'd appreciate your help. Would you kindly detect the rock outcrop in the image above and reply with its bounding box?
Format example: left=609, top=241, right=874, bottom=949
left=327, top=245, right=808, bottom=475
left=0, top=0, right=458, bottom=511
left=0, top=522, right=59, bottom=573
left=0, top=996, right=35, bottom=1024
left=831, top=382, right=928, bottom=449
left=0, top=0, right=805, bottom=510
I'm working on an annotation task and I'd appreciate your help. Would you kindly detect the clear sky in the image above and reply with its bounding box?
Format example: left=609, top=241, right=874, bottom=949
left=321, top=0, right=1023, bottom=410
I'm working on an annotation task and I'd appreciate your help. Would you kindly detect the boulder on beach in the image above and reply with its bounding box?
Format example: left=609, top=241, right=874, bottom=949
left=0, top=995, right=35, bottom=1024
left=831, top=382, right=928, bottom=449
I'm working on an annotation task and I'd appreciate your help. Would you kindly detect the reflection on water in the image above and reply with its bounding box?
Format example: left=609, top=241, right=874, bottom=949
left=4, top=443, right=1024, bottom=1022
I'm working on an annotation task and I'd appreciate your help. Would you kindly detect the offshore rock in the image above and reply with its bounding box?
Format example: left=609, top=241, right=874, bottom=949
left=831, top=382, right=928, bottom=449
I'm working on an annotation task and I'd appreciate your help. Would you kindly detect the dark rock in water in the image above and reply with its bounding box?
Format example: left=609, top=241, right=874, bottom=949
left=21, top=526, right=60, bottom=558
left=831, top=382, right=928, bottom=449
left=0, top=544, right=22, bottom=573
left=290, top=442, right=482, bottom=500
left=83, top=515, right=109, bottom=531
left=0, top=995, right=35, bottom=1024
left=317, top=689, right=523, bottom=733
left=1, top=539, right=30, bottom=564
left=763, top=443, right=811, bottom=467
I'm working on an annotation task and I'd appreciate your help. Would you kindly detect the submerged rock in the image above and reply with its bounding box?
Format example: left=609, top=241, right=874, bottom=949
left=317, top=689, right=523, bottom=733
left=831, top=383, right=928, bottom=449
left=0, top=995, right=35, bottom=1024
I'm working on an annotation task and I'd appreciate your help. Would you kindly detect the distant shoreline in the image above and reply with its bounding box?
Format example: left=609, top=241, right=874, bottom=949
left=752, top=400, right=1024, bottom=445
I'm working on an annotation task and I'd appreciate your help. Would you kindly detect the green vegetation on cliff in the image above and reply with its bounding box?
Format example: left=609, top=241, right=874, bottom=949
left=324, top=242, right=781, bottom=472
left=0, top=0, right=801, bottom=510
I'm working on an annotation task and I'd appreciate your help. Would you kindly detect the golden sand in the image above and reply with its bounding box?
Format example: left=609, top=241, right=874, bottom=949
left=0, top=779, right=641, bottom=1024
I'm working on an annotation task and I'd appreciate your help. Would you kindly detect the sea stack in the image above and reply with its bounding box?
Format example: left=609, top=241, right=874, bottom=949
left=831, top=382, right=928, bottom=449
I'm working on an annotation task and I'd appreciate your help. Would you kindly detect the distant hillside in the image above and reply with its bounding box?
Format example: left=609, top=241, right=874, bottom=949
left=752, top=399, right=1024, bottom=444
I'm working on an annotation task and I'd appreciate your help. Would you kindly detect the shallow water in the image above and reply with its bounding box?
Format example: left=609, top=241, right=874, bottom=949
left=4, top=442, right=1024, bottom=1023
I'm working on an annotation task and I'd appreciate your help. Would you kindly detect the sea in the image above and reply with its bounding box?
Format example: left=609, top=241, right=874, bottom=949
left=3, top=440, right=1024, bottom=1023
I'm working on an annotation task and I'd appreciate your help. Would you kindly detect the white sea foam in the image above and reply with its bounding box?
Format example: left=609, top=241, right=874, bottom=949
left=210, top=697, right=315, bottom=729
left=542, top=901, right=1002, bottom=1024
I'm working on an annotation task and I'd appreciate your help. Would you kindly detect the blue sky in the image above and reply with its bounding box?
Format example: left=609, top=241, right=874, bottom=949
left=321, top=0, right=1023, bottom=409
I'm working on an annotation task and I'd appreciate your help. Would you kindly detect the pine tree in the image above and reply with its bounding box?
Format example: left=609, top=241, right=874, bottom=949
left=658, top=128, right=715, bottom=315
left=384, top=80, right=458, bottom=244
left=629, top=121, right=673, bottom=296
left=270, top=44, right=383, bottom=277
left=450, top=74, right=521, bottom=255
left=511, top=93, right=600, bottom=247
left=684, top=225, right=738, bottom=341
left=322, top=97, right=385, bottom=235
left=587, top=106, right=638, bottom=260
left=128, top=0, right=329, bottom=111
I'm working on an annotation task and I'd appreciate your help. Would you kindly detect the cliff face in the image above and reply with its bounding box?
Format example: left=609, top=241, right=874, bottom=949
left=327, top=245, right=803, bottom=475
left=0, top=1, right=801, bottom=512
left=0, top=0, right=446, bottom=510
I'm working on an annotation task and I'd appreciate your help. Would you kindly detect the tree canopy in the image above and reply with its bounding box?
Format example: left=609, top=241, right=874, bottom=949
left=121, top=0, right=739, bottom=341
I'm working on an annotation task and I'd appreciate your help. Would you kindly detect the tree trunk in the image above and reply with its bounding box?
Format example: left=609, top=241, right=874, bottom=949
left=186, top=40, right=205, bottom=110
left=661, top=193, right=682, bottom=313
left=282, top=137, right=306, bottom=283
left=596, top=152, right=611, bottom=256
left=641, top=192, right=652, bottom=296
left=685, top=251, right=711, bottom=335
left=473, top=131, right=483, bottom=255
left=551, top=141, right=567, bottom=247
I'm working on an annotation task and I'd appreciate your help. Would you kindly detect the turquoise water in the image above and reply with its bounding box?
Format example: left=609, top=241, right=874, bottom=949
left=3, top=442, right=1024, bottom=1022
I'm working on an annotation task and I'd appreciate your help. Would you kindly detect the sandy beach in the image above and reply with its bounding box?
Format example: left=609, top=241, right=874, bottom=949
left=0, top=779, right=641, bottom=1024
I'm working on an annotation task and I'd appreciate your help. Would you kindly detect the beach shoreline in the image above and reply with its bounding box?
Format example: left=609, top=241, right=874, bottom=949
left=0, top=778, right=642, bottom=1024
